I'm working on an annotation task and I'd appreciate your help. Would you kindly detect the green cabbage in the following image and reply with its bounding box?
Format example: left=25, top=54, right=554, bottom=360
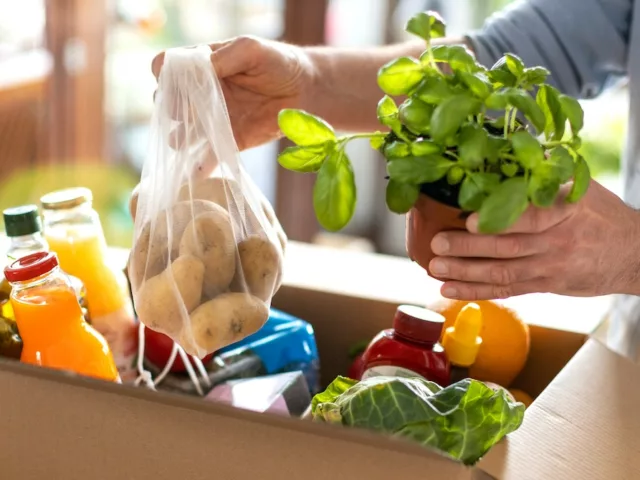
left=311, top=375, right=525, bottom=465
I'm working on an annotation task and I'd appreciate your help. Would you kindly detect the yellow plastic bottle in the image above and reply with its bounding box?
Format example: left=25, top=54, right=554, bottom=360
left=441, top=303, right=483, bottom=384
left=40, top=188, right=137, bottom=382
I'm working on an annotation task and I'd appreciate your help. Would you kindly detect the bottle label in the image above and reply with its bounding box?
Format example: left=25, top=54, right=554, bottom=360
left=360, top=365, right=423, bottom=381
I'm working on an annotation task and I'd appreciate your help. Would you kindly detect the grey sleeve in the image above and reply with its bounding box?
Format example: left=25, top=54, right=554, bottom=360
left=465, top=0, right=633, bottom=98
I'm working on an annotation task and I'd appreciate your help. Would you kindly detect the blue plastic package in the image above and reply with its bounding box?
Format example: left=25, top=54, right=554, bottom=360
left=218, top=308, right=321, bottom=394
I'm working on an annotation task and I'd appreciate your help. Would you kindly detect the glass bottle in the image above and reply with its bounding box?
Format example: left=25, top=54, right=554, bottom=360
left=4, top=251, right=120, bottom=382
left=1, top=205, right=89, bottom=323
left=40, top=187, right=137, bottom=381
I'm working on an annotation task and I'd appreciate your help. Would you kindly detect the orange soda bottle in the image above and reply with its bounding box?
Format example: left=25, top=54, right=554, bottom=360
left=4, top=251, right=120, bottom=382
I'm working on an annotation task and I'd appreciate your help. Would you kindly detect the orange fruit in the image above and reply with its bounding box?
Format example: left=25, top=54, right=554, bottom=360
left=508, top=389, right=534, bottom=408
left=431, top=299, right=530, bottom=387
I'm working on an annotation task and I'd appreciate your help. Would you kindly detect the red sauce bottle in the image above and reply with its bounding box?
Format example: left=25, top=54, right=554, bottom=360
left=359, top=305, right=450, bottom=387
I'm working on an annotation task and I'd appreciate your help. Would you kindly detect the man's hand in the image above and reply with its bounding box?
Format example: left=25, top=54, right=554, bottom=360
left=151, top=36, right=315, bottom=151
left=428, top=181, right=640, bottom=300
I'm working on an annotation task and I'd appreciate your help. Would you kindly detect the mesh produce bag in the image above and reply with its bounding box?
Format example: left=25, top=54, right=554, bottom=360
left=129, top=46, right=286, bottom=360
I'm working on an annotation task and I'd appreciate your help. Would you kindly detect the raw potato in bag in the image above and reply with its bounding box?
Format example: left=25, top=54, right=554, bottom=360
left=129, top=46, right=286, bottom=359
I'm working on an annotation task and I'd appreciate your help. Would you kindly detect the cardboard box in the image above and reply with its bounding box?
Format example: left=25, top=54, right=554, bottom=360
left=0, top=242, right=633, bottom=479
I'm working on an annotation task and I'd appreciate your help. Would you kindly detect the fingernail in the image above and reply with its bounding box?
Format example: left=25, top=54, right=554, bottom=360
left=431, top=235, right=450, bottom=254
left=442, top=285, right=459, bottom=298
left=430, top=259, right=448, bottom=276
left=467, top=215, right=479, bottom=233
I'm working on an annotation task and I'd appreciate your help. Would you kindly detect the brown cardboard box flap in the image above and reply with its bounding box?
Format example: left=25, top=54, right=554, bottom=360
left=480, top=339, right=640, bottom=479
left=0, top=359, right=493, bottom=480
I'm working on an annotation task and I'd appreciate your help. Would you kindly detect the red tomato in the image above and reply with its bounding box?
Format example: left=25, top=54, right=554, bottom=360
left=143, top=326, right=214, bottom=373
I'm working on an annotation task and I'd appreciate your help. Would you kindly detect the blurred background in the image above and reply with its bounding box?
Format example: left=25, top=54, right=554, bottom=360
left=0, top=0, right=627, bottom=252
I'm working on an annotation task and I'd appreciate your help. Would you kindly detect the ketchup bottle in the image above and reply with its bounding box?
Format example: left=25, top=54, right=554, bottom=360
left=359, top=305, right=450, bottom=387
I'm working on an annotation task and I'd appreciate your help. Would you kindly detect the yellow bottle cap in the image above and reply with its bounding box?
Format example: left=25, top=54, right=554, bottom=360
left=441, top=303, right=483, bottom=367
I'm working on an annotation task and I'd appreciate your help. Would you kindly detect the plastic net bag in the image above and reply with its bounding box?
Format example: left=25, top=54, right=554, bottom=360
left=129, top=46, right=287, bottom=360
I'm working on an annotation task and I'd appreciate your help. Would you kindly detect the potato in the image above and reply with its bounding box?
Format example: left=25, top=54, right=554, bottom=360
left=232, top=235, right=282, bottom=301
left=188, top=293, right=269, bottom=354
left=179, top=206, right=236, bottom=297
left=134, top=255, right=204, bottom=338
left=129, top=220, right=169, bottom=287
left=177, top=177, right=241, bottom=210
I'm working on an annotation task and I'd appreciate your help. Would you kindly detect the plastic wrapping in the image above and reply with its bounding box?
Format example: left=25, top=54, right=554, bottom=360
left=129, top=46, right=286, bottom=359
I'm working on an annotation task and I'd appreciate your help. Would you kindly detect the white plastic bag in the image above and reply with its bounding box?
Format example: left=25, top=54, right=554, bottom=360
left=129, top=46, right=287, bottom=360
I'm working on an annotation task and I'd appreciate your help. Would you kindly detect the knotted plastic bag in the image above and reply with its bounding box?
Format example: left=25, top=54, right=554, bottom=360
left=129, top=46, right=286, bottom=360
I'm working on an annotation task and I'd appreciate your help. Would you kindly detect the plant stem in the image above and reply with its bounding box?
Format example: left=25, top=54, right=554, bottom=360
left=342, top=132, right=386, bottom=142
left=503, top=107, right=511, bottom=138
left=509, top=108, right=518, bottom=131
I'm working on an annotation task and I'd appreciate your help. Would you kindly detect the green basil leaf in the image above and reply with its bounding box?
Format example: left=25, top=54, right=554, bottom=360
left=558, top=95, right=584, bottom=134
left=387, top=155, right=455, bottom=184
left=486, top=135, right=509, bottom=164
left=488, top=57, right=517, bottom=87
left=405, top=11, right=446, bottom=41
left=521, top=66, right=550, bottom=86
left=386, top=180, right=420, bottom=213
left=278, top=145, right=328, bottom=173
left=484, top=89, right=509, bottom=110
left=430, top=94, right=481, bottom=142
left=448, top=45, right=478, bottom=73
left=500, top=162, right=519, bottom=177
left=411, top=139, right=441, bottom=156
left=507, top=89, right=546, bottom=133
left=384, top=140, right=411, bottom=158
left=536, top=85, right=566, bottom=140
left=566, top=155, right=590, bottom=203
left=370, top=134, right=385, bottom=150
left=458, top=71, right=492, bottom=99
left=414, top=76, right=460, bottom=104
left=546, top=146, right=575, bottom=183
left=313, top=149, right=356, bottom=231
left=377, top=95, right=398, bottom=119
left=447, top=165, right=465, bottom=185
left=277, top=109, right=336, bottom=146
left=510, top=130, right=544, bottom=169
left=377, top=57, right=424, bottom=96
left=478, top=177, right=529, bottom=234
left=428, top=44, right=453, bottom=63
left=458, top=124, right=488, bottom=169
left=398, top=98, right=433, bottom=134
left=527, top=174, right=560, bottom=208
left=504, top=53, right=525, bottom=77
left=459, top=172, right=501, bottom=211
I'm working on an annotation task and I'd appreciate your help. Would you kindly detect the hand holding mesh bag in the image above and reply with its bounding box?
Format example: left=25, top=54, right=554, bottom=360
left=128, top=46, right=286, bottom=359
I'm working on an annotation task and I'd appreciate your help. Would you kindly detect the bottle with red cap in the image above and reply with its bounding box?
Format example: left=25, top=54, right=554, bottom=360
left=4, top=251, right=120, bottom=382
left=357, top=305, right=451, bottom=386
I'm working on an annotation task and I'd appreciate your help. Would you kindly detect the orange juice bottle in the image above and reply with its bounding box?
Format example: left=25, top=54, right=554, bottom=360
left=40, top=188, right=137, bottom=382
left=4, top=251, right=120, bottom=382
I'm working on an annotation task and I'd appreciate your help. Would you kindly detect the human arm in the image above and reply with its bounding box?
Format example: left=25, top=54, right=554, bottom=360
left=465, top=0, right=632, bottom=98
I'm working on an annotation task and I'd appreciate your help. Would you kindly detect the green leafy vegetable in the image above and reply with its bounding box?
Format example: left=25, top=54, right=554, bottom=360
left=536, top=85, right=565, bottom=140
left=430, top=94, right=481, bottom=142
left=399, top=98, right=434, bottom=134
left=386, top=179, right=420, bottom=213
left=377, top=57, right=424, bottom=96
left=458, top=124, right=488, bottom=169
left=478, top=177, right=529, bottom=233
left=278, top=109, right=336, bottom=146
left=510, top=130, right=543, bottom=169
left=277, top=145, right=327, bottom=173
left=566, top=155, right=590, bottom=203
left=313, top=149, right=356, bottom=231
left=405, top=11, right=446, bottom=41
left=459, top=172, right=500, bottom=211
left=312, top=376, right=525, bottom=466
left=388, top=155, right=455, bottom=184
